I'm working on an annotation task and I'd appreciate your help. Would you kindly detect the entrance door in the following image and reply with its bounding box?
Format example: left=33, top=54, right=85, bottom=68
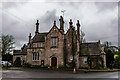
left=51, top=57, right=57, bottom=68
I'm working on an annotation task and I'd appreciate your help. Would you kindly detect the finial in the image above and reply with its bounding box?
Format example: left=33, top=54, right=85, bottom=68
left=76, top=20, right=80, bottom=26
left=69, top=19, right=73, bottom=26
left=29, top=33, right=31, bottom=37
left=60, top=16, right=63, bottom=19
left=54, top=20, right=56, bottom=26
left=37, top=20, right=39, bottom=23
left=29, top=33, right=31, bottom=36
left=36, top=20, right=39, bottom=25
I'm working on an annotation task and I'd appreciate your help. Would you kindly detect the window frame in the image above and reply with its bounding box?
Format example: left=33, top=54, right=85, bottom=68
left=33, top=42, right=43, bottom=48
left=33, top=43, right=37, bottom=47
left=32, top=53, right=39, bottom=61
left=39, top=42, right=43, bottom=47
left=51, top=37, right=58, bottom=48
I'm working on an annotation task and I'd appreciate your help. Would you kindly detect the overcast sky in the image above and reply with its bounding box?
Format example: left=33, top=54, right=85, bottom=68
left=1, top=0, right=118, bottom=49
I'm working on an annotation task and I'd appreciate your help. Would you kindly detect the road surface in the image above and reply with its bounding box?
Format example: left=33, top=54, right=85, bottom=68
left=1, top=69, right=119, bottom=80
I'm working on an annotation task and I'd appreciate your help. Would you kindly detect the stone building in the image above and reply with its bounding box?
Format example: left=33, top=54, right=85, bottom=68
left=13, top=44, right=27, bottom=65
left=79, top=41, right=106, bottom=68
left=13, top=16, right=106, bottom=68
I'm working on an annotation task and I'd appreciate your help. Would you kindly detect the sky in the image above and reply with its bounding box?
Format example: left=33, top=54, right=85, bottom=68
left=0, top=0, right=119, bottom=49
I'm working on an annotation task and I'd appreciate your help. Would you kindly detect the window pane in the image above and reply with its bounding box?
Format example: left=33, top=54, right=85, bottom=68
left=40, top=43, right=42, bottom=47
left=51, top=38, right=57, bottom=47
left=37, top=43, right=39, bottom=47
left=52, top=39, right=53, bottom=46
left=55, top=38, right=56, bottom=46
left=35, top=53, right=37, bottom=60
left=38, top=53, right=39, bottom=60
left=33, top=43, right=37, bottom=47
left=32, top=53, right=34, bottom=60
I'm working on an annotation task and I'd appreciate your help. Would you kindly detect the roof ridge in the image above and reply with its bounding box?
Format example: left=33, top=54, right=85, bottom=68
left=39, top=32, right=48, bottom=34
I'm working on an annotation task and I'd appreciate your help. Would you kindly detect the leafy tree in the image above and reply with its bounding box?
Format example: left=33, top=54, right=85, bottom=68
left=2, top=53, right=13, bottom=62
left=114, top=55, right=120, bottom=68
left=87, top=56, right=103, bottom=69
left=103, top=41, right=114, bottom=68
left=80, top=30, right=86, bottom=43
left=2, top=34, right=15, bottom=55
left=1, top=34, right=15, bottom=62
left=104, top=49, right=114, bottom=68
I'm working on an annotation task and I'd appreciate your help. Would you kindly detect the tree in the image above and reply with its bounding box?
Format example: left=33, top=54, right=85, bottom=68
left=87, top=56, right=103, bottom=69
left=103, top=41, right=114, bottom=68
left=2, top=34, right=15, bottom=55
left=2, top=53, right=13, bottom=62
left=104, top=48, right=114, bottom=68
left=114, top=55, right=120, bottom=68
left=1, top=34, right=15, bottom=62
left=80, top=30, right=86, bottom=43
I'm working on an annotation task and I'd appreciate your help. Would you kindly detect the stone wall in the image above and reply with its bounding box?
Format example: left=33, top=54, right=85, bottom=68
left=45, top=26, right=64, bottom=68
left=65, top=28, right=73, bottom=64
left=65, top=28, right=78, bottom=67
left=27, top=48, right=45, bottom=65
left=13, top=55, right=26, bottom=65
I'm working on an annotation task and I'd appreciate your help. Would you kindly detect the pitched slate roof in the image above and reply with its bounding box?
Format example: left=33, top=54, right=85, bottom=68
left=13, top=50, right=27, bottom=55
left=80, top=42, right=100, bottom=56
left=32, top=33, right=48, bottom=43
left=13, top=44, right=27, bottom=55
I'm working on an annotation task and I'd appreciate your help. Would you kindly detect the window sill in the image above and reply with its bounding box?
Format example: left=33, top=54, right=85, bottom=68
left=32, top=60, right=40, bottom=61
left=51, top=46, right=58, bottom=48
left=29, top=47, right=45, bottom=49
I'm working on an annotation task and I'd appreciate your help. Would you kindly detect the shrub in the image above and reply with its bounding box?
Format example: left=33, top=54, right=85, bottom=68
left=83, top=65, right=90, bottom=70
left=44, top=64, right=50, bottom=68
left=58, top=64, right=72, bottom=69
left=23, top=63, right=31, bottom=68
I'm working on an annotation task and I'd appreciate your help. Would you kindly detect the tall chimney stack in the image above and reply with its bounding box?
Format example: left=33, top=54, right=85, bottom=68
left=59, top=16, right=64, bottom=33
left=35, top=20, right=39, bottom=35
left=76, top=20, right=80, bottom=41
left=28, top=33, right=32, bottom=47
left=29, top=33, right=32, bottom=43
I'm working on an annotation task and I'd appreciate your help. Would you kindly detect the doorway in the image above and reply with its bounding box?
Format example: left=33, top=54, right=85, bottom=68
left=51, top=57, right=57, bottom=68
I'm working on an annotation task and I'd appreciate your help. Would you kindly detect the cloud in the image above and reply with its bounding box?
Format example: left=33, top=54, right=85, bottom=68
left=95, top=2, right=117, bottom=12
left=2, top=8, right=60, bottom=49
left=2, top=1, right=29, bottom=9
left=39, top=9, right=59, bottom=32
left=2, top=2, right=118, bottom=49
left=2, top=13, right=28, bottom=49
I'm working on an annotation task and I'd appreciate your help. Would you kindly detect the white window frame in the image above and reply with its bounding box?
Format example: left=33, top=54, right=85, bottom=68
left=32, top=53, right=39, bottom=61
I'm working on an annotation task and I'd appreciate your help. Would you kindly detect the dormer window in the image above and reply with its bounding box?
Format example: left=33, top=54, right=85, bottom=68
left=33, top=42, right=43, bottom=48
left=37, top=42, right=43, bottom=47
